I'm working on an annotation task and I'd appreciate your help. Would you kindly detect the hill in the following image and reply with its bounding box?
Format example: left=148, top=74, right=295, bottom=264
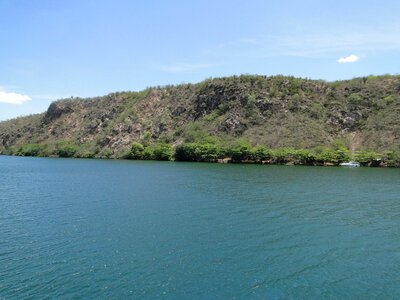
left=1, top=74, right=400, bottom=165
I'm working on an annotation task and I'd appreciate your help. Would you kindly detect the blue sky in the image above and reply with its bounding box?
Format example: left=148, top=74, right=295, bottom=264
left=1, top=0, right=400, bottom=120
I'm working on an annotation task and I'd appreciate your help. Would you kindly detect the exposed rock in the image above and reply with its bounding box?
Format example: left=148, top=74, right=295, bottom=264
left=43, top=101, right=74, bottom=124
left=217, top=158, right=231, bottom=163
left=2, top=74, right=400, bottom=157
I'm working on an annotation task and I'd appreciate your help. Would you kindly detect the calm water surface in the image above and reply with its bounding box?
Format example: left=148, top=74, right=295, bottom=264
left=1, top=156, right=400, bottom=299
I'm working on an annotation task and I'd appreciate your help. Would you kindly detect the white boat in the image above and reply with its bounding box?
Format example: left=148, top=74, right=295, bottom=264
left=340, top=161, right=360, bottom=167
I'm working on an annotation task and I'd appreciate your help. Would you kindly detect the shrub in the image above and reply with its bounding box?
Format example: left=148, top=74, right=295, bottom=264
left=175, top=143, right=223, bottom=162
left=228, top=141, right=252, bottom=161
left=56, top=145, right=78, bottom=158
left=293, top=149, right=316, bottom=165
left=152, top=144, right=173, bottom=161
left=130, top=142, right=144, bottom=159
left=142, top=147, right=154, bottom=160
left=313, top=145, right=350, bottom=164
left=250, top=146, right=272, bottom=162
left=271, top=148, right=295, bottom=164
left=354, top=150, right=380, bottom=166
left=382, top=151, right=400, bottom=167
left=17, top=144, right=47, bottom=157
left=175, top=143, right=197, bottom=161
left=199, top=143, right=223, bottom=161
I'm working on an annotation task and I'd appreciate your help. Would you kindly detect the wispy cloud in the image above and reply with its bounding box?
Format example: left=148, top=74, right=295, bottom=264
left=337, top=54, right=360, bottom=63
left=0, top=90, right=31, bottom=105
left=200, top=23, right=400, bottom=61
left=277, top=29, right=400, bottom=57
left=161, top=63, right=214, bottom=73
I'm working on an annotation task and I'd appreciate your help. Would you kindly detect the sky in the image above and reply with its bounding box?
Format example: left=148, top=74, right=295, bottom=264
left=1, top=0, right=400, bottom=121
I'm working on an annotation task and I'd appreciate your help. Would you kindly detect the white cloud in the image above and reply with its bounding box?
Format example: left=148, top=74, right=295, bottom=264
left=0, top=91, right=31, bottom=104
left=161, top=63, right=213, bottom=73
left=337, top=54, right=360, bottom=64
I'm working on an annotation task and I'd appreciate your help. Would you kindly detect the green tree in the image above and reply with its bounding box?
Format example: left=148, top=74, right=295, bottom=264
left=250, top=146, right=272, bottom=162
left=130, top=142, right=144, bottom=159
left=353, top=150, right=380, bottom=166
left=175, top=143, right=197, bottom=161
left=383, top=151, right=400, bottom=167
left=142, top=147, right=154, bottom=160
left=56, top=145, right=78, bottom=158
left=229, top=141, right=252, bottom=162
left=152, top=144, right=173, bottom=161
left=17, top=144, right=47, bottom=157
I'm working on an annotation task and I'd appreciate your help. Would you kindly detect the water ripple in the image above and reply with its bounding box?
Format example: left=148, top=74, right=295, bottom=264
left=1, top=157, right=400, bottom=298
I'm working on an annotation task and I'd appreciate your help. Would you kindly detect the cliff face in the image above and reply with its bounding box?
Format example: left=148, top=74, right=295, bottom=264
left=1, top=75, right=400, bottom=158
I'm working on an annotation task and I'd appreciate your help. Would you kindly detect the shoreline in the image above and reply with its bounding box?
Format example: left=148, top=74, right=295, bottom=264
left=1, top=153, right=396, bottom=168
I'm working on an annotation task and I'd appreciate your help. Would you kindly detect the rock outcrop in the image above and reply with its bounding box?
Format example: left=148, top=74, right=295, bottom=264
left=1, top=74, right=400, bottom=158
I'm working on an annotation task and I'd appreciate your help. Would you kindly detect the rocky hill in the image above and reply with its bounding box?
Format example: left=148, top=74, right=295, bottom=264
left=1, top=74, right=400, bottom=159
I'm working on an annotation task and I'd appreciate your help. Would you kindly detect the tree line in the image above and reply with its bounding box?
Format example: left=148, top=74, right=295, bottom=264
left=7, top=140, right=400, bottom=167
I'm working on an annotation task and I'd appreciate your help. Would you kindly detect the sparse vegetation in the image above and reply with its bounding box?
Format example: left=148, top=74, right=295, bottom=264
left=2, top=74, right=400, bottom=167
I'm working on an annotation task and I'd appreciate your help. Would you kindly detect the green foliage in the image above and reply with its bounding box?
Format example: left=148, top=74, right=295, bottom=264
left=382, top=151, right=400, bottom=167
left=354, top=150, right=380, bottom=165
left=130, top=142, right=145, bottom=159
left=16, top=144, right=48, bottom=157
left=293, top=149, right=316, bottom=164
left=314, top=145, right=350, bottom=164
left=322, top=140, right=352, bottom=163
left=271, top=148, right=314, bottom=164
left=9, top=139, right=400, bottom=168
left=175, top=142, right=224, bottom=162
left=307, top=103, right=324, bottom=119
left=184, top=123, right=213, bottom=143
left=140, top=147, right=153, bottom=160
left=152, top=144, right=173, bottom=161
left=348, top=93, right=363, bottom=107
left=250, top=146, right=272, bottom=162
left=142, top=131, right=151, bottom=146
left=174, top=142, right=350, bottom=165
left=99, top=148, right=113, bottom=159
left=174, top=144, right=196, bottom=161
left=128, top=143, right=173, bottom=161
left=56, top=144, right=78, bottom=158
left=288, top=94, right=302, bottom=112
left=203, top=110, right=220, bottom=121
left=228, top=141, right=252, bottom=161
left=77, top=149, right=98, bottom=158
left=377, top=96, right=395, bottom=108
left=270, top=148, right=290, bottom=164
left=3, top=74, right=400, bottom=167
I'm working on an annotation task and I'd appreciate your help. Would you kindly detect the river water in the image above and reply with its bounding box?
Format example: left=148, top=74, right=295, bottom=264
left=1, top=156, right=400, bottom=298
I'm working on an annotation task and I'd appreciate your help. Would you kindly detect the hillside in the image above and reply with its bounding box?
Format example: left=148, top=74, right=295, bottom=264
left=1, top=74, right=400, bottom=164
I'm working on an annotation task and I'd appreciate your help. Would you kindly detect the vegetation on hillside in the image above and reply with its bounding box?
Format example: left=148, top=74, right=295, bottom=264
left=1, top=74, right=400, bottom=167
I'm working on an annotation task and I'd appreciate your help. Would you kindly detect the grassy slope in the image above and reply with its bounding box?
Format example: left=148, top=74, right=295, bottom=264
left=1, top=74, right=400, bottom=158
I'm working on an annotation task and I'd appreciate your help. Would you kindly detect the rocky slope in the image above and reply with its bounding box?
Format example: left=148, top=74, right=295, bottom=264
left=1, top=74, right=400, bottom=158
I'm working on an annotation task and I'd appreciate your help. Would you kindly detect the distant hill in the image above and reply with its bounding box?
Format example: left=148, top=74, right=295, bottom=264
left=1, top=74, right=400, bottom=161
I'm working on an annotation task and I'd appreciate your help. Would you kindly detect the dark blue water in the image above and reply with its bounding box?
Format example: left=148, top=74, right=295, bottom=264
left=1, top=156, right=400, bottom=299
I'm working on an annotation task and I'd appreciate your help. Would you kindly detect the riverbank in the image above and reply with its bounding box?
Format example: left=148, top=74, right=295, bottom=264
left=3, top=141, right=400, bottom=167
